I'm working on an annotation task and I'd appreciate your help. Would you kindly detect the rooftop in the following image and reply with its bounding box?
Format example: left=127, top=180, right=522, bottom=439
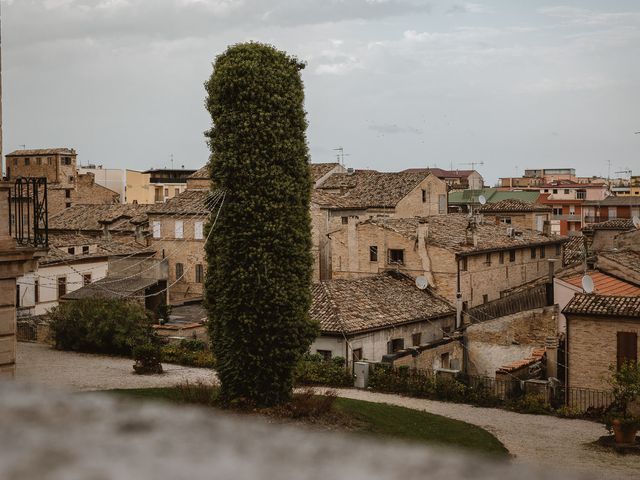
left=310, top=162, right=341, bottom=182
left=357, top=215, right=565, bottom=255
left=403, top=168, right=475, bottom=179
left=562, top=236, right=585, bottom=265
left=42, top=233, right=152, bottom=265
left=448, top=188, right=540, bottom=206
left=311, top=271, right=454, bottom=335
left=584, top=196, right=640, bottom=206
left=496, top=347, right=546, bottom=375
left=563, top=293, right=640, bottom=318
left=316, top=169, right=434, bottom=209
left=62, top=276, right=160, bottom=300
left=187, top=165, right=210, bottom=179
left=583, top=219, right=635, bottom=231
left=559, top=271, right=640, bottom=296
left=478, top=199, right=551, bottom=213
left=149, top=189, right=215, bottom=215
left=6, top=148, right=76, bottom=156
left=598, top=249, right=640, bottom=276
left=48, top=204, right=153, bottom=232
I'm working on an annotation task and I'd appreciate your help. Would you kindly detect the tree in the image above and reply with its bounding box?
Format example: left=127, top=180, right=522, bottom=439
left=204, top=42, right=318, bottom=407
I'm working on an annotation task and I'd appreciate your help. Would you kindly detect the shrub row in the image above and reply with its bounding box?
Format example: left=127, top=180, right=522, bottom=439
left=293, top=354, right=353, bottom=388
left=161, top=340, right=216, bottom=368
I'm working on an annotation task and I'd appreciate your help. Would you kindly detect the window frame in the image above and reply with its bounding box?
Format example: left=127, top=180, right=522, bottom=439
left=388, top=249, right=404, bottom=265
left=369, top=245, right=378, bottom=262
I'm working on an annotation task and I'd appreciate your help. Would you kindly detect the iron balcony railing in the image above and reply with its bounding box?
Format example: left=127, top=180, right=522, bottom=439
left=9, top=177, right=49, bottom=248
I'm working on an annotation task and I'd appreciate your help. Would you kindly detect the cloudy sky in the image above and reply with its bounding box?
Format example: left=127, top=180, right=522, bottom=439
left=2, top=0, right=639, bottom=184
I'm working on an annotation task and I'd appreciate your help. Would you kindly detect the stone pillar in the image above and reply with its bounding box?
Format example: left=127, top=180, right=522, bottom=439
left=0, top=182, right=40, bottom=378
left=546, top=336, right=559, bottom=380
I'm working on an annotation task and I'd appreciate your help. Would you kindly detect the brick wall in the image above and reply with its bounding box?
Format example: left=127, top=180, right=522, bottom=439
left=6, top=153, right=77, bottom=185
left=567, top=314, right=640, bottom=391
left=465, top=305, right=557, bottom=376
left=46, top=173, right=120, bottom=216
left=392, top=339, right=463, bottom=371
left=395, top=175, right=447, bottom=217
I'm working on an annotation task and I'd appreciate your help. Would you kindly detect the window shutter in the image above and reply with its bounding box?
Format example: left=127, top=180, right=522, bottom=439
left=175, top=220, right=184, bottom=239
left=617, top=332, right=638, bottom=370
left=195, top=221, right=204, bottom=240
left=152, top=221, right=161, bottom=239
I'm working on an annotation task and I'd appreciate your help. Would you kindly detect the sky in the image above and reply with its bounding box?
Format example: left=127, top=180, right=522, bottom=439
left=1, top=0, right=639, bottom=185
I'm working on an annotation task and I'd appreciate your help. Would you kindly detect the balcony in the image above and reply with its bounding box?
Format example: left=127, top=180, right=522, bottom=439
left=8, top=177, right=49, bottom=248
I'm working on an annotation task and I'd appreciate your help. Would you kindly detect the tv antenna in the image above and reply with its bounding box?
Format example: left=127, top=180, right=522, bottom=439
left=459, top=161, right=484, bottom=170
left=333, top=146, right=350, bottom=166
left=615, top=168, right=632, bottom=179
left=415, top=276, right=429, bottom=290
left=581, top=275, right=595, bottom=294
left=170, top=153, right=174, bottom=170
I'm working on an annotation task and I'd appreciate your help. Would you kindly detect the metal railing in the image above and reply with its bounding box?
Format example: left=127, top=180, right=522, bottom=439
left=9, top=177, right=48, bottom=248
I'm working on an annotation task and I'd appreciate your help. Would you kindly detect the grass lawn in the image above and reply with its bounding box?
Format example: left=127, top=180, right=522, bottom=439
left=103, top=387, right=508, bottom=457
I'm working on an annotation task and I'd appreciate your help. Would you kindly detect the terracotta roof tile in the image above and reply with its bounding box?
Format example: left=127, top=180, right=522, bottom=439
left=149, top=189, right=215, bottom=214
left=496, top=348, right=546, bottom=374
left=357, top=215, right=566, bottom=255
left=583, top=219, right=635, bottom=231
left=563, top=294, right=640, bottom=318
left=310, top=163, right=341, bottom=182
left=561, top=271, right=640, bottom=296
left=49, top=204, right=153, bottom=233
left=478, top=199, right=551, bottom=213
left=311, top=272, right=455, bottom=335
left=563, top=236, right=585, bottom=265
left=599, top=250, right=640, bottom=276
left=6, top=148, right=75, bottom=156
left=42, top=233, right=152, bottom=265
left=187, top=165, right=210, bottom=179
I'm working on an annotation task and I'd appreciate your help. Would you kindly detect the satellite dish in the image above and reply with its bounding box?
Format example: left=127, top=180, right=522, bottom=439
left=633, top=216, right=640, bottom=230
left=478, top=195, right=487, bottom=206
left=581, top=275, right=595, bottom=294
left=415, top=276, right=429, bottom=290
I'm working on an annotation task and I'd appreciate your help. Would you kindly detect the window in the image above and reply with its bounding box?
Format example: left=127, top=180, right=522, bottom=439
left=36, top=158, right=42, bottom=166
left=175, top=220, right=184, bottom=239
left=62, top=157, right=72, bottom=165
left=164, top=188, right=169, bottom=198
left=509, top=250, right=516, bottom=262
left=16, top=284, right=20, bottom=307
left=577, top=190, right=586, bottom=200
left=25, top=157, right=30, bottom=166
left=83, top=273, right=92, bottom=286
left=556, top=244, right=561, bottom=256
left=67, top=247, right=75, bottom=255
left=530, top=248, right=537, bottom=259
left=460, top=257, right=468, bottom=271
left=65, top=189, right=71, bottom=198
left=47, top=157, right=52, bottom=165
left=13, top=158, right=18, bottom=166
left=544, top=189, right=549, bottom=193
left=608, top=207, right=617, bottom=219
left=412, top=332, right=422, bottom=347
left=65, top=202, right=72, bottom=208
left=57, top=277, right=67, bottom=299
left=317, top=350, right=332, bottom=361
left=500, top=217, right=512, bottom=225
left=485, top=253, right=491, bottom=265
left=421, top=189, right=427, bottom=203
left=569, top=205, right=575, bottom=215
left=82, top=246, right=89, bottom=255
left=540, top=246, right=546, bottom=259
left=34, top=279, right=39, bottom=304
left=388, top=249, right=404, bottom=265
left=617, top=332, right=638, bottom=370
left=370, top=246, right=378, bottom=262
left=195, top=264, right=204, bottom=283
left=176, top=263, right=184, bottom=281
left=152, top=221, right=161, bottom=239
left=438, top=194, right=446, bottom=214
left=174, top=188, right=180, bottom=196
left=564, top=189, right=570, bottom=194
left=194, top=221, right=204, bottom=240
left=483, top=294, right=489, bottom=304
left=388, top=338, right=405, bottom=354
left=352, top=348, right=363, bottom=362
left=440, top=352, right=451, bottom=369
left=499, top=251, right=504, bottom=264
left=341, top=216, right=348, bottom=225
left=552, top=189, right=558, bottom=194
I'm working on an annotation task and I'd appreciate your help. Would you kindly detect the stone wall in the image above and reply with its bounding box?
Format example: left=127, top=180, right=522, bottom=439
left=47, top=173, right=120, bottom=216
left=395, top=174, right=447, bottom=217
left=6, top=152, right=77, bottom=185
left=567, top=314, right=640, bottom=391
left=392, top=338, right=464, bottom=371
left=465, top=306, right=557, bottom=377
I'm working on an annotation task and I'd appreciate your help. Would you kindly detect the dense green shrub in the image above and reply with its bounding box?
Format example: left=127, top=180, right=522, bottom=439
left=204, top=42, right=318, bottom=406
left=133, top=343, right=163, bottom=375
left=293, top=354, right=353, bottom=387
left=48, top=299, right=154, bottom=356
left=506, top=394, right=553, bottom=415
left=161, top=341, right=216, bottom=368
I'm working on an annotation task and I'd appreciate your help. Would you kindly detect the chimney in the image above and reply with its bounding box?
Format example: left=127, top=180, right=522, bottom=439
left=545, top=336, right=559, bottom=380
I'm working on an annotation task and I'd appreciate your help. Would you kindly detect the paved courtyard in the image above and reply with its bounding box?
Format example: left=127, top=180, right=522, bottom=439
left=15, top=342, right=640, bottom=479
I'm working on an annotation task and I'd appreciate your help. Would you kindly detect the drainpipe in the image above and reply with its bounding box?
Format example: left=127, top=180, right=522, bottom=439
left=546, top=258, right=556, bottom=306
left=456, top=257, right=462, bottom=330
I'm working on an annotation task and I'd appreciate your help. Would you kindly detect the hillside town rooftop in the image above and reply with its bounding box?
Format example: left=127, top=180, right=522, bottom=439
left=311, top=271, right=454, bottom=335
left=6, top=148, right=76, bottom=156
left=598, top=249, right=640, bottom=276
left=48, top=204, right=153, bottom=232
left=563, top=293, right=640, bottom=318
left=149, top=189, right=214, bottom=215
left=583, top=219, right=635, bottom=231
left=42, top=233, right=153, bottom=265
left=310, top=162, right=341, bottom=182
left=478, top=199, right=551, bottom=213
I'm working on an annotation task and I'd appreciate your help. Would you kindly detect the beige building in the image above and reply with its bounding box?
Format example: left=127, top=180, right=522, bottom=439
left=78, top=165, right=125, bottom=203
left=5, top=148, right=119, bottom=216
left=564, top=294, right=640, bottom=392
left=312, top=169, right=448, bottom=281
left=329, top=214, right=566, bottom=310
left=403, top=167, right=484, bottom=190
left=147, top=189, right=211, bottom=304
left=478, top=199, right=552, bottom=233
left=185, top=165, right=211, bottom=191
left=125, top=168, right=196, bottom=204
left=310, top=271, right=457, bottom=366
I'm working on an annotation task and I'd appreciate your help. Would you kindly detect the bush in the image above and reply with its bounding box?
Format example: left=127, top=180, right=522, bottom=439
left=161, top=342, right=216, bottom=368
left=133, top=343, right=163, bottom=375
left=48, top=299, right=154, bottom=356
left=293, top=354, right=353, bottom=388
left=506, top=394, right=553, bottom=415
left=275, top=388, right=338, bottom=419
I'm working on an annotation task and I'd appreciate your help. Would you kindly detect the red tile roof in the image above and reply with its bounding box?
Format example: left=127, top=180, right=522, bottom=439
left=497, top=347, right=546, bottom=374
left=478, top=199, right=551, bottom=213
left=561, top=271, right=640, bottom=296
left=563, top=294, right=640, bottom=318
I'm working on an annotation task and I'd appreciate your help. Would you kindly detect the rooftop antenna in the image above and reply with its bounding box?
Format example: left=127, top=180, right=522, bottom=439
left=170, top=153, right=174, bottom=170
left=19, top=144, right=26, bottom=150
left=333, top=146, right=350, bottom=166
left=581, top=275, right=594, bottom=294
left=459, top=161, right=484, bottom=171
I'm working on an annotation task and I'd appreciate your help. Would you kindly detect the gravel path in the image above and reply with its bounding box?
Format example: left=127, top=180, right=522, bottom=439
left=16, top=343, right=638, bottom=478
left=16, top=342, right=215, bottom=391
left=324, top=388, right=639, bottom=480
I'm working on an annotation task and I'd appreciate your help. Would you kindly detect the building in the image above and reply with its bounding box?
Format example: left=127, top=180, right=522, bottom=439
left=312, top=169, right=448, bottom=281
left=5, top=148, right=120, bottom=216
left=16, top=233, right=154, bottom=317
left=328, top=214, right=567, bottom=310
left=478, top=199, right=552, bottom=233
left=499, top=168, right=607, bottom=189
left=309, top=271, right=458, bottom=366
left=564, top=294, right=640, bottom=392
left=581, top=219, right=635, bottom=253
left=147, top=189, right=212, bottom=304
left=125, top=168, right=196, bottom=204
left=403, top=168, right=484, bottom=190
left=78, top=165, right=125, bottom=203
left=311, top=162, right=346, bottom=187
left=583, top=196, right=640, bottom=224
left=448, top=188, right=541, bottom=214
left=185, top=165, right=211, bottom=191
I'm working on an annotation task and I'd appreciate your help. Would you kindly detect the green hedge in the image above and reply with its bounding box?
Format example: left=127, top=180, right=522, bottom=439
left=161, top=340, right=216, bottom=368
left=293, top=354, right=353, bottom=388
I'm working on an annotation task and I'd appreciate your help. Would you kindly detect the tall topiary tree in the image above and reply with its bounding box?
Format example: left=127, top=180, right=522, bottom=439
left=204, top=42, right=318, bottom=407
